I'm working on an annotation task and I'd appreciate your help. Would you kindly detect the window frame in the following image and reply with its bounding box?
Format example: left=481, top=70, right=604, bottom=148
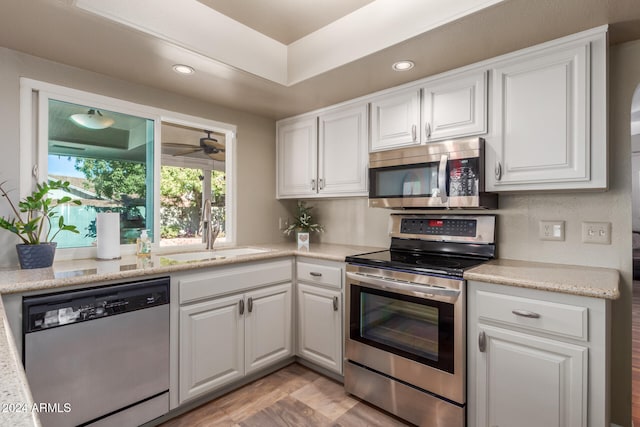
left=19, top=78, right=236, bottom=260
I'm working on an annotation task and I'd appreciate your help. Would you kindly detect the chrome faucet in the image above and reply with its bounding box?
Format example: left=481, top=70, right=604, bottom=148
left=201, top=199, right=220, bottom=250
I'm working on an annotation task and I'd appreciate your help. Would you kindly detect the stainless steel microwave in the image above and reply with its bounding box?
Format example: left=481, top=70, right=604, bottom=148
left=368, top=137, right=497, bottom=209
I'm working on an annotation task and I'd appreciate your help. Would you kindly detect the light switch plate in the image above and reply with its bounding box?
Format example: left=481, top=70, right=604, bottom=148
left=539, top=220, right=565, bottom=241
left=582, top=221, right=611, bottom=244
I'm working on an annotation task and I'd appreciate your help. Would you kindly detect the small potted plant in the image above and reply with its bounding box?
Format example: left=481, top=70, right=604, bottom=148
left=284, top=201, right=323, bottom=250
left=0, top=179, right=81, bottom=269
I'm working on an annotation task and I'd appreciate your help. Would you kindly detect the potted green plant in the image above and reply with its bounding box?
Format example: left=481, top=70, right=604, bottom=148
left=0, top=179, right=81, bottom=269
left=284, top=201, right=323, bottom=250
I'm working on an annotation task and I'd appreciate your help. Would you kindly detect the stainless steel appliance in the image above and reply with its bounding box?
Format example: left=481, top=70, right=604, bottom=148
left=345, top=214, right=496, bottom=427
left=23, top=277, right=170, bottom=427
left=368, top=137, right=497, bottom=209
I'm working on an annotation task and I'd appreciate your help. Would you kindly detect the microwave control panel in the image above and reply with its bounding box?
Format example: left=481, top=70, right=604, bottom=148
left=400, top=218, right=477, bottom=237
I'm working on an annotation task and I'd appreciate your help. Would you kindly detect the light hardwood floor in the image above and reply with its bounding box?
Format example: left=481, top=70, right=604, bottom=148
left=160, top=363, right=412, bottom=427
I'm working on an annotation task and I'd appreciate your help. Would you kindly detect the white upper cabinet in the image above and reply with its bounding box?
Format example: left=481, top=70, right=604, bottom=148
left=277, top=116, right=318, bottom=198
left=421, top=70, right=488, bottom=142
left=318, top=104, right=368, bottom=196
left=277, top=102, right=368, bottom=198
left=486, top=27, right=607, bottom=191
left=370, top=88, right=421, bottom=151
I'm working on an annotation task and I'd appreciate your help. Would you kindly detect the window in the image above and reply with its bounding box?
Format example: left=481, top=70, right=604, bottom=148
left=160, top=122, right=227, bottom=246
left=47, top=99, right=155, bottom=249
left=21, top=78, right=235, bottom=257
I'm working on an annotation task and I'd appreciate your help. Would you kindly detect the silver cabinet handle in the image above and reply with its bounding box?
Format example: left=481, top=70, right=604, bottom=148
left=333, top=296, right=339, bottom=311
left=411, top=124, right=417, bottom=141
left=495, top=161, right=502, bottom=181
left=425, top=122, right=431, bottom=139
left=478, top=331, right=486, bottom=353
left=309, top=271, right=322, bottom=277
left=311, top=179, right=316, bottom=191
left=319, top=178, right=324, bottom=190
left=239, top=299, right=245, bottom=315
left=438, top=154, right=449, bottom=204
left=512, top=309, right=540, bottom=319
left=248, top=297, right=253, bottom=313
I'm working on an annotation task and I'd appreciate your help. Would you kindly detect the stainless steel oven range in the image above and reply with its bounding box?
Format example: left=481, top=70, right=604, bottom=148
left=344, top=214, right=496, bottom=427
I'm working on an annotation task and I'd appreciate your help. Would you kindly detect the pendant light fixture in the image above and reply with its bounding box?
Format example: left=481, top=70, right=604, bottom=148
left=70, top=109, right=115, bottom=130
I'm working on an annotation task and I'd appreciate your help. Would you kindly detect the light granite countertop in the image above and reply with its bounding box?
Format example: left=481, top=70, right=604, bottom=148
left=0, top=244, right=621, bottom=427
left=464, top=258, right=620, bottom=300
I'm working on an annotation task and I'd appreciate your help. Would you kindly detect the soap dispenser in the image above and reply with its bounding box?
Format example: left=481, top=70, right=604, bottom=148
left=136, top=229, right=151, bottom=257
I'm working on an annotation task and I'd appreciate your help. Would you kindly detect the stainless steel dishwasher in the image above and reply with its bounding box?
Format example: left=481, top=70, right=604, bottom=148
left=22, top=277, right=170, bottom=427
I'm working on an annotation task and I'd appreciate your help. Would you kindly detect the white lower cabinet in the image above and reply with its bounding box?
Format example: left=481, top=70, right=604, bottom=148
left=467, top=280, right=610, bottom=427
left=176, top=260, right=293, bottom=404
left=295, top=259, right=343, bottom=374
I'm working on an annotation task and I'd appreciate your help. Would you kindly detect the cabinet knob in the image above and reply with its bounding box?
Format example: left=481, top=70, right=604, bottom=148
left=248, top=297, right=254, bottom=313
left=239, top=299, right=245, bottom=315
left=478, top=330, right=486, bottom=353
left=309, top=272, right=322, bottom=277
left=319, top=178, right=325, bottom=190
left=333, top=296, right=339, bottom=311
left=311, top=179, right=316, bottom=191
left=425, top=122, right=431, bottom=139
left=411, top=124, right=417, bottom=142
left=495, top=161, right=502, bottom=181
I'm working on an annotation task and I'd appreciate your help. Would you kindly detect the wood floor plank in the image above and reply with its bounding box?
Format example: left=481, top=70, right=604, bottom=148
left=238, top=396, right=334, bottom=427
left=335, top=402, right=411, bottom=427
left=289, top=376, right=359, bottom=421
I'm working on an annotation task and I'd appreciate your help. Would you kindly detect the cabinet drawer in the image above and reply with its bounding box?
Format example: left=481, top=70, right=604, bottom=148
left=476, top=290, right=588, bottom=341
left=296, top=262, right=342, bottom=289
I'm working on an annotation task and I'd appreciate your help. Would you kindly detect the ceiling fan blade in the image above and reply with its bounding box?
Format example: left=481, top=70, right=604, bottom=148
left=173, top=147, right=203, bottom=156
left=207, top=151, right=225, bottom=161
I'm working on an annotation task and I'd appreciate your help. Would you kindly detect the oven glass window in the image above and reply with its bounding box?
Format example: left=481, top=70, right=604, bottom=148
left=351, top=285, right=454, bottom=373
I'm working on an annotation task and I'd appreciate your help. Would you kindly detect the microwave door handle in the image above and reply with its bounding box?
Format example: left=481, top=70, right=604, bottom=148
left=438, top=154, right=449, bottom=204
left=346, top=272, right=460, bottom=299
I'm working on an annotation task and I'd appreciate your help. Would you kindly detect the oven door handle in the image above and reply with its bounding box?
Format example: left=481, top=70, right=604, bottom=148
left=346, top=272, right=460, bottom=299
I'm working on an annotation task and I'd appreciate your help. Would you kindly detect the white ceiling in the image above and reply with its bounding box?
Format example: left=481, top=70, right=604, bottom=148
left=195, top=0, right=376, bottom=44
left=1, top=0, right=640, bottom=120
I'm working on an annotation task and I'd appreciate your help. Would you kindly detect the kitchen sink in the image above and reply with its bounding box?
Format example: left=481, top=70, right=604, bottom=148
left=159, top=247, right=271, bottom=263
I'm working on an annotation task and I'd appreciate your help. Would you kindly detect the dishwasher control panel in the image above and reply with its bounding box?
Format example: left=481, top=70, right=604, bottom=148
left=23, top=277, right=169, bottom=332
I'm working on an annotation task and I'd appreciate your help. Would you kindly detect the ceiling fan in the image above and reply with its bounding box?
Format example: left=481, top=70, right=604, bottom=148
left=163, top=130, right=225, bottom=161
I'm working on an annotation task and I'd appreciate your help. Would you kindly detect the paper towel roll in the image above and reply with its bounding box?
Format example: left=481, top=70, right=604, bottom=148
left=96, top=212, right=120, bottom=259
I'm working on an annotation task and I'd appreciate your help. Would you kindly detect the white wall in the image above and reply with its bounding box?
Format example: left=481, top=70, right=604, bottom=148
left=0, top=47, right=289, bottom=268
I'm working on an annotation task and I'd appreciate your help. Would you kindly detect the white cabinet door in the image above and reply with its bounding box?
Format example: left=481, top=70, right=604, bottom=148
left=179, top=294, right=244, bottom=403
left=244, top=282, right=293, bottom=374
left=277, top=117, right=318, bottom=198
left=318, top=103, right=368, bottom=196
left=421, top=70, right=487, bottom=142
left=370, top=88, right=421, bottom=151
left=297, top=283, right=342, bottom=374
left=475, top=324, right=587, bottom=427
left=488, top=37, right=604, bottom=191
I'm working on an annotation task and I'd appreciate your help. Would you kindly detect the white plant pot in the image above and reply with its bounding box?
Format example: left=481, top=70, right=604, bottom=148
left=297, top=232, right=310, bottom=251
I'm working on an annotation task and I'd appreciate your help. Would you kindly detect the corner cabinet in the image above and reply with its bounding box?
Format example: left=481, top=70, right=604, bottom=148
left=295, top=258, right=343, bottom=374
left=467, top=280, right=610, bottom=427
left=176, top=259, right=293, bottom=404
left=277, top=102, right=368, bottom=198
left=486, top=27, right=607, bottom=191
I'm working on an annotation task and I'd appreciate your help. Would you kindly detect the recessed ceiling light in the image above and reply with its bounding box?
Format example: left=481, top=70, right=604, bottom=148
left=392, top=60, right=415, bottom=71
left=172, top=64, right=195, bottom=75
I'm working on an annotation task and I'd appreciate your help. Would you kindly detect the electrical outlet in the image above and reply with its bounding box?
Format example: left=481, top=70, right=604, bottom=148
left=539, top=220, right=565, bottom=241
left=581, top=221, right=611, bottom=244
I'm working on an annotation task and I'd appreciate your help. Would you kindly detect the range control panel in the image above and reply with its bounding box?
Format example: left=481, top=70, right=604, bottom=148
left=400, top=218, right=477, bottom=237
left=390, top=214, right=496, bottom=244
